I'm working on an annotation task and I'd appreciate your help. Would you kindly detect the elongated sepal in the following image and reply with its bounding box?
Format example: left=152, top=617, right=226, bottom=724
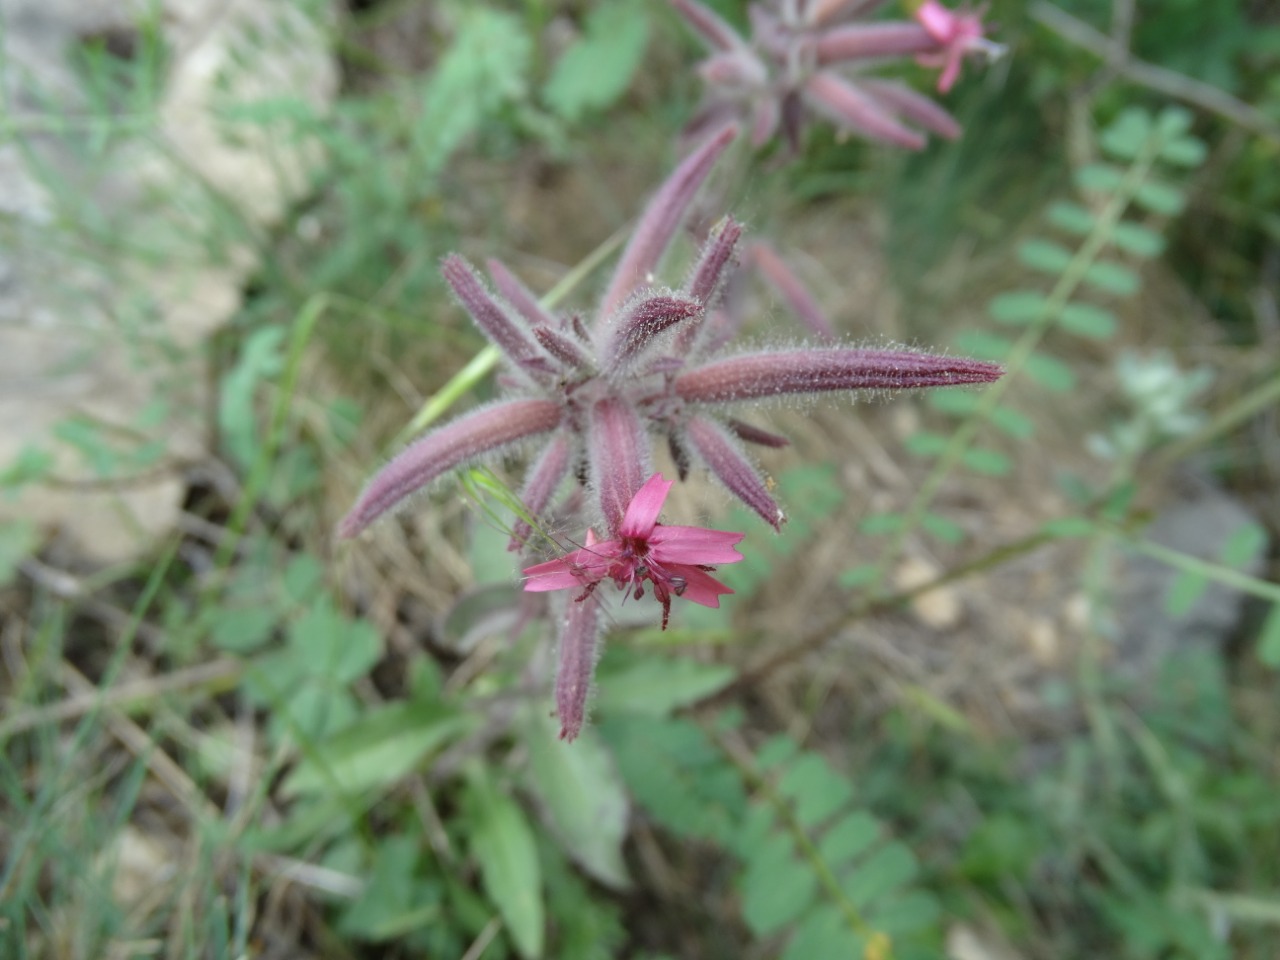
left=686, top=217, right=743, bottom=307
left=599, top=123, right=737, bottom=319
left=441, top=255, right=547, bottom=372
left=814, top=22, right=935, bottom=64
left=339, top=399, right=563, bottom=538
left=486, top=257, right=558, bottom=329
left=555, top=594, right=601, bottom=742
left=726, top=418, right=790, bottom=448
left=589, top=398, right=650, bottom=537
left=674, top=348, right=1004, bottom=403
left=806, top=0, right=892, bottom=27
left=533, top=324, right=591, bottom=371
left=862, top=80, right=961, bottom=140
left=601, top=293, right=702, bottom=373
left=685, top=415, right=784, bottom=529
left=803, top=72, right=926, bottom=150
left=669, top=0, right=744, bottom=52
left=750, top=242, right=835, bottom=340
left=509, top=433, right=573, bottom=551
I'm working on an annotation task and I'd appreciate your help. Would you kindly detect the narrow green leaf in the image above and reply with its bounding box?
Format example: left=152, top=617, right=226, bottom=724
left=0, top=519, right=39, bottom=588
left=465, top=767, right=545, bottom=959
left=860, top=512, right=905, bottom=536
left=543, top=2, right=649, bottom=121
left=1258, top=605, right=1280, bottom=668
left=1160, top=135, right=1207, bottom=167
left=283, top=702, right=469, bottom=796
left=988, top=290, right=1048, bottom=325
left=595, top=658, right=734, bottom=716
left=523, top=711, right=631, bottom=890
left=904, top=431, right=949, bottom=458
left=1046, top=201, right=1095, bottom=234
left=1134, top=180, right=1185, bottom=215
left=1058, top=302, right=1118, bottom=339
left=1083, top=260, right=1140, bottom=296
left=872, top=890, right=941, bottom=936
left=920, top=512, right=965, bottom=545
left=1075, top=162, right=1125, bottom=193
left=989, top=406, right=1035, bottom=439
left=954, top=330, right=1014, bottom=360
left=1023, top=352, right=1076, bottom=392
left=839, top=563, right=880, bottom=589
left=962, top=447, right=1012, bottom=476
left=1111, top=222, right=1165, bottom=258
left=1017, top=238, right=1073, bottom=274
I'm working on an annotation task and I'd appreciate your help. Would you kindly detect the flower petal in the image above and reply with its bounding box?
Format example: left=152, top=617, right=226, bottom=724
left=649, top=524, right=744, bottom=565
left=619, top=473, right=673, bottom=540
left=664, top=563, right=734, bottom=608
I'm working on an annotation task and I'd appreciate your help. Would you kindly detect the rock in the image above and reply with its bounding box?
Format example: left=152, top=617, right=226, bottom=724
left=895, top=554, right=963, bottom=630
left=0, top=0, right=337, bottom=563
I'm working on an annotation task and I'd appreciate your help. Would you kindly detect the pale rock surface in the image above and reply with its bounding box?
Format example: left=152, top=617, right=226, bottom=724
left=0, top=0, right=336, bottom=562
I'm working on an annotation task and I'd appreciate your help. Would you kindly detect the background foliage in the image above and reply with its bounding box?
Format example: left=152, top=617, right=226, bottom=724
left=2, top=1, right=1278, bottom=959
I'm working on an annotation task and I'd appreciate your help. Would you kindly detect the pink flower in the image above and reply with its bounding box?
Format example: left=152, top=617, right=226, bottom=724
left=523, top=474, right=744, bottom=630
left=913, top=1, right=1001, bottom=93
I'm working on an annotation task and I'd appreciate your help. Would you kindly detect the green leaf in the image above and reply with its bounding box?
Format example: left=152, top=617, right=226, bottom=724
left=1017, top=238, right=1073, bottom=274
left=839, top=563, right=879, bottom=590
left=782, top=905, right=861, bottom=960
left=417, top=8, right=532, bottom=177
left=219, top=324, right=286, bottom=470
left=339, top=838, right=440, bottom=941
left=740, top=834, right=817, bottom=935
left=1023, top=351, right=1076, bottom=392
left=595, top=657, right=734, bottom=716
left=778, top=753, right=853, bottom=828
left=210, top=606, right=279, bottom=653
left=465, top=766, right=544, bottom=959
left=1100, top=107, right=1153, bottom=159
left=1258, top=605, right=1280, bottom=668
left=287, top=598, right=382, bottom=683
left=818, top=811, right=880, bottom=868
left=926, top=390, right=979, bottom=415
left=543, top=2, right=649, bottom=122
left=904, top=431, right=948, bottom=459
left=1111, top=222, right=1166, bottom=258
left=840, top=841, right=917, bottom=909
left=873, top=889, right=940, bottom=936
left=1058, top=302, right=1117, bottom=339
left=1075, top=162, right=1125, bottom=193
left=1041, top=517, right=1094, bottom=538
left=953, top=330, right=1013, bottom=360
left=0, top=519, right=39, bottom=588
left=1083, top=261, right=1140, bottom=295
left=988, top=290, right=1048, bottom=325
left=1156, top=106, right=1193, bottom=139
left=1134, top=180, right=1185, bottom=216
left=1046, top=200, right=1095, bottom=234
left=1165, top=568, right=1209, bottom=618
left=860, top=512, right=905, bottom=536
left=989, top=406, right=1035, bottom=439
left=1160, top=135, right=1207, bottom=167
left=283, top=701, right=469, bottom=796
left=920, top=512, right=965, bottom=545
left=1221, top=523, right=1267, bottom=568
left=962, top=446, right=1012, bottom=476
left=523, top=711, right=631, bottom=889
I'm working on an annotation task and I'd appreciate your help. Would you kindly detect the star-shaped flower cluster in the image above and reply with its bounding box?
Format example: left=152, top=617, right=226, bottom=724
left=339, top=122, right=1002, bottom=739
left=671, top=0, right=1000, bottom=151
